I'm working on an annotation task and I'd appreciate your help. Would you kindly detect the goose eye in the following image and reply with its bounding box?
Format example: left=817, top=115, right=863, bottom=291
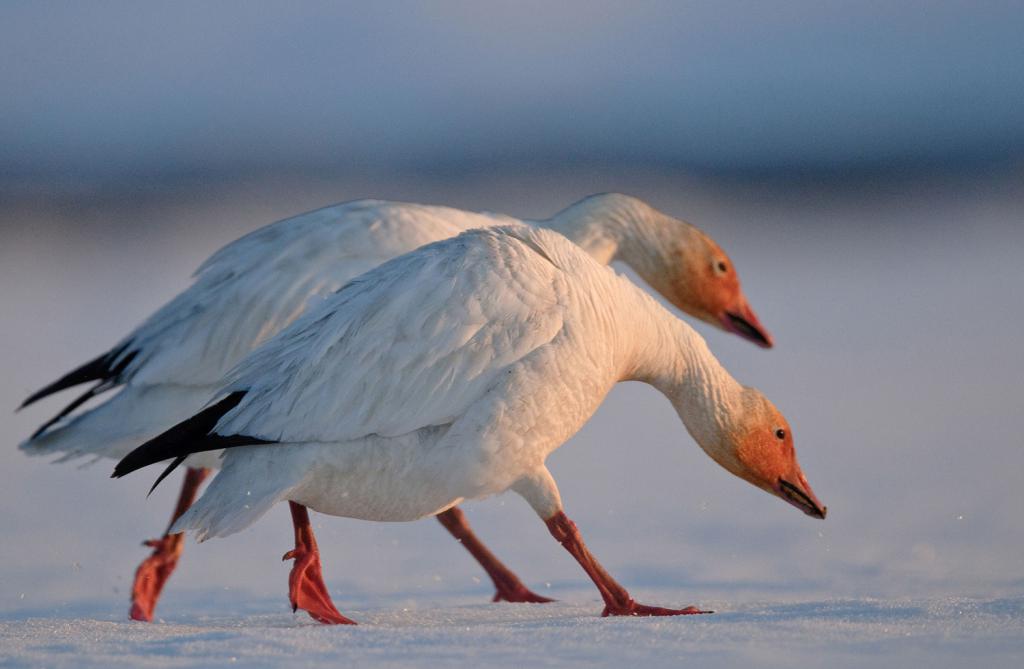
left=774, top=428, right=786, bottom=440
left=716, top=261, right=728, bottom=273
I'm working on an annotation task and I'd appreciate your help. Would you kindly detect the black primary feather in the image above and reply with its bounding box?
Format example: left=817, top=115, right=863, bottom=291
left=21, top=344, right=139, bottom=444
left=20, top=343, right=137, bottom=410
left=111, top=391, right=273, bottom=494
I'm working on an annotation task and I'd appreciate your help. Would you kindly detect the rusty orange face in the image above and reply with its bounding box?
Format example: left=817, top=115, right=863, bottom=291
left=732, top=398, right=826, bottom=519
left=670, top=236, right=774, bottom=348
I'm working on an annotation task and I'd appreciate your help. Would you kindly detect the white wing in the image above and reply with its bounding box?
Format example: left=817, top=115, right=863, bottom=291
left=109, top=199, right=519, bottom=388
left=22, top=199, right=519, bottom=459
left=213, top=226, right=572, bottom=444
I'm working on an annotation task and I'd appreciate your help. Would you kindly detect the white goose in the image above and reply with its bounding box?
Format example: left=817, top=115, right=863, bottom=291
left=20, top=194, right=773, bottom=621
left=115, top=225, right=824, bottom=624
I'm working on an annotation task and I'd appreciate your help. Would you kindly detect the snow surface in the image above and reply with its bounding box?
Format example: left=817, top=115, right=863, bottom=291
left=2, top=171, right=1023, bottom=667
left=4, top=594, right=1024, bottom=669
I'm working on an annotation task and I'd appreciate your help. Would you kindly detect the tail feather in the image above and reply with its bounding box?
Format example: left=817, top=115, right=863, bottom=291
left=112, top=391, right=272, bottom=492
left=171, top=478, right=287, bottom=541
left=20, top=343, right=137, bottom=410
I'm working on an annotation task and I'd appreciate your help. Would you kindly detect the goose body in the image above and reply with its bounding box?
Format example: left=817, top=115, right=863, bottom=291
left=119, top=226, right=824, bottom=621
left=22, top=194, right=770, bottom=467
left=170, top=225, right=612, bottom=533
left=23, top=194, right=775, bottom=622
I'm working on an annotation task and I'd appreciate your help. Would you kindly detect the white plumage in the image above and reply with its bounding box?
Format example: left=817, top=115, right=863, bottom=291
left=115, top=224, right=823, bottom=623
left=22, top=194, right=769, bottom=467
left=22, top=194, right=798, bottom=623
left=162, top=225, right=766, bottom=539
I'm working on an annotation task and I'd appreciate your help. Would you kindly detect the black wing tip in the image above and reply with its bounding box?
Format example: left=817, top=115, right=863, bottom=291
left=19, top=388, right=53, bottom=411
left=20, top=344, right=137, bottom=410
left=146, top=457, right=187, bottom=495
left=111, top=459, right=135, bottom=479
left=112, top=391, right=266, bottom=490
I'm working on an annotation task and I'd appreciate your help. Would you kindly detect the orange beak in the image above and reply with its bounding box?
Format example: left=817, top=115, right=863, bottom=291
left=720, top=299, right=774, bottom=349
left=775, top=473, right=827, bottom=519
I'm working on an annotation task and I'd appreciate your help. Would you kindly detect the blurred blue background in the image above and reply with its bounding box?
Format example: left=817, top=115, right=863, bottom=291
left=2, top=5, right=1023, bottom=662
left=2, top=0, right=1022, bottom=191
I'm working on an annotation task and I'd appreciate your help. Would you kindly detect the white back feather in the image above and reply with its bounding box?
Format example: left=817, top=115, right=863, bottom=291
left=118, top=200, right=516, bottom=387
left=214, top=226, right=575, bottom=443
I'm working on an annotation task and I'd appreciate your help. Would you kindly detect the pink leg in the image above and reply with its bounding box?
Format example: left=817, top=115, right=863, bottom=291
left=436, top=506, right=553, bottom=603
left=545, top=511, right=712, bottom=617
left=130, top=467, right=210, bottom=622
left=282, top=502, right=356, bottom=625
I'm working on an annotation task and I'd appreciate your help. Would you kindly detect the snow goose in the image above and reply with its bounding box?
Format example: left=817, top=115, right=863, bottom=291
left=20, top=193, right=772, bottom=621
left=114, top=225, right=824, bottom=624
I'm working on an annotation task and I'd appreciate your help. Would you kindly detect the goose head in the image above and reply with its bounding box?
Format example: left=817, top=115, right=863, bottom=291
left=548, top=193, right=773, bottom=348
left=599, top=198, right=774, bottom=349
left=697, top=387, right=826, bottom=519
left=666, top=232, right=774, bottom=349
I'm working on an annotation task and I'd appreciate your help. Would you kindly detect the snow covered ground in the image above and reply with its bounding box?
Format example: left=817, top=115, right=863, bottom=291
left=5, top=593, right=1023, bottom=668
left=2, top=170, right=1022, bottom=667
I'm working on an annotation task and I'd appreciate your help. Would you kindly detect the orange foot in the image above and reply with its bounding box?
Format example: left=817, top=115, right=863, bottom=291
left=602, top=600, right=713, bottom=617
left=130, top=533, right=185, bottom=622
left=283, top=546, right=356, bottom=625
left=492, top=581, right=555, bottom=604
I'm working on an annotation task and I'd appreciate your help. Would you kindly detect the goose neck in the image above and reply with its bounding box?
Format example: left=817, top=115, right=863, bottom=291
left=537, top=193, right=655, bottom=266
left=620, top=301, right=743, bottom=454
